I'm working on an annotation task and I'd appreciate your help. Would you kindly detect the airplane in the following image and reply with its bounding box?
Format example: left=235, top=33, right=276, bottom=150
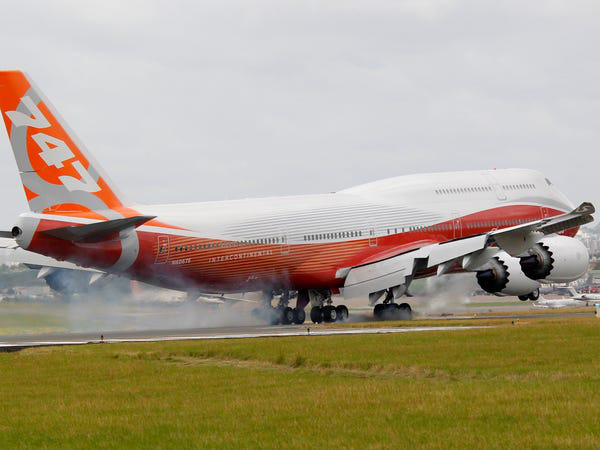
left=532, top=296, right=591, bottom=309
left=561, top=286, right=600, bottom=302
left=0, top=70, right=595, bottom=325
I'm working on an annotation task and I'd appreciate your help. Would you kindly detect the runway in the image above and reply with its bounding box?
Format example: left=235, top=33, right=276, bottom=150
left=0, top=323, right=492, bottom=351
left=0, top=304, right=592, bottom=352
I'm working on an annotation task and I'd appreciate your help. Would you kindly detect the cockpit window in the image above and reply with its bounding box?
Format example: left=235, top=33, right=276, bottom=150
left=545, top=178, right=552, bottom=186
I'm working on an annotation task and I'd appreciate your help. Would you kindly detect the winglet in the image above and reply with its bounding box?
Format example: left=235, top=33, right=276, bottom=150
left=572, top=202, right=595, bottom=215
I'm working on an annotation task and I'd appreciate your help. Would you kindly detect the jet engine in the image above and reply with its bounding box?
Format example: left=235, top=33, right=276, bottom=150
left=476, top=251, right=541, bottom=297
left=519, top=235, right=589, bottom=283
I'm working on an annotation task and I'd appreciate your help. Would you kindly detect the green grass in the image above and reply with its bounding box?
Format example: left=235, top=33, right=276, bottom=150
left=2, top=316, right=600, bottom=448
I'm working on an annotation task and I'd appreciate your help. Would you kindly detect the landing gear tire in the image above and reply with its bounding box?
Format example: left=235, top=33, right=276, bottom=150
left=374, top=303, right=385, bottom=320
left=293, top=307, right=306, bottom=325
left=518, top=295, right=529, bottom=301
left=374, top=303, right=412, bottom=320
left=398, top=303, right=413, bottom=321
left=527, top=289, right=540, bottom=301
left=335, top=305, right=349, bottom=322
left=310, top=307, right=323, bottom=324
left=323, top=305, right=337, bottom=323
left=281, top=306, right=294, bottom=325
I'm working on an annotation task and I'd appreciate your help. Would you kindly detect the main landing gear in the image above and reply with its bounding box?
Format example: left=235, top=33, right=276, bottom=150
left=372, top=288, right=413, bottom=321
left=252, top=290, right=307, bottom=325
left=308, top=289, right=349, bottom=324
left=310, top=304, right=349, bottom=324
left=253, top=289, right=351, bottom=325
left=374, top=302, right=412, bottom=320
left=518, top=288, right=540, bottom=301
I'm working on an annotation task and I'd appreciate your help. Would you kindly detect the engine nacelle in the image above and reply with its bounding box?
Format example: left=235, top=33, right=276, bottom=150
left=476, top=251, right=541, bottom=297
left=519, top=236, right=589, bottom=283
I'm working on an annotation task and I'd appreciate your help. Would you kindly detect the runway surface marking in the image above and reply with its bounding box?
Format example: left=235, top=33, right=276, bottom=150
left=0, top=325, right=492, bottom=350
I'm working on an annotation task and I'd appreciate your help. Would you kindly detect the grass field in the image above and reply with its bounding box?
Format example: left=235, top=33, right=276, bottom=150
left=2, top=316, right=600, bottom=448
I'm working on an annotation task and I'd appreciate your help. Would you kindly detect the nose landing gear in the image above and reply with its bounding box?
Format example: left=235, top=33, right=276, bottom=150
left=518, top=288, right=540, bottom=301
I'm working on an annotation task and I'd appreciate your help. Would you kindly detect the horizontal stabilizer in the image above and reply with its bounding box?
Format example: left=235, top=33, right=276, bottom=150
left=42, top=216, right=156, bottom=243
left=194, top=293, right=258, bottom=304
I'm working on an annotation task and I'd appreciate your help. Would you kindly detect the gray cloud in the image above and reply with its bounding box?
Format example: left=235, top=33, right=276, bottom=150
left=0, top=0, right=598, bottom=229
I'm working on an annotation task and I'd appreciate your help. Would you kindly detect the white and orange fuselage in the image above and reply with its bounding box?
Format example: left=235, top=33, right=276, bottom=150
left=16, top=169, right=576, bottom=293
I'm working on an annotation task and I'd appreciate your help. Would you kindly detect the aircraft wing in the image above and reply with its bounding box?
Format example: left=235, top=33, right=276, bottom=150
left=488, top=202, right=594, bottom=256
left=341, top=202, right=595, bottom=299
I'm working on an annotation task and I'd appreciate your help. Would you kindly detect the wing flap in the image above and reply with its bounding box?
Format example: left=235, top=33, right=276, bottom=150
left=342, top=247, right=430, bottom=299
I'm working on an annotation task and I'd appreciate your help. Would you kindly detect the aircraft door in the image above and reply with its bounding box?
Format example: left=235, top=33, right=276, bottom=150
left=155, top=235, right=170, bottom=264
left=452, top=214, right=462, bottom=239
left=280, top=232, right=290, bottom=255
left=484, top=172, right=507, bottom=201
left=369, top=227, right=378, bottom=247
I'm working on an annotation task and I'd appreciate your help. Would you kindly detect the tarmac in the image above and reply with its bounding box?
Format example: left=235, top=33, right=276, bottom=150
left=0, top=308, right=593, bottom=352
left=0, top=323, right=495, bottom=351
left=0, top=291, right=595, bottom=352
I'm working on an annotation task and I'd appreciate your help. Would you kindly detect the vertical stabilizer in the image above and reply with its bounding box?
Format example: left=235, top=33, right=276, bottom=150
left=0, top=71, right=128, bottom=215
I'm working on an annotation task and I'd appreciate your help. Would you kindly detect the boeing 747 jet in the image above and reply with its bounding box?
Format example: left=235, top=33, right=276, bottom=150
left=0, top=71, right=594, bottom=324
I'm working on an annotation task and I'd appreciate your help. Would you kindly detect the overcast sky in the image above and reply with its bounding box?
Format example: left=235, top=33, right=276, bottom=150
left=0, top=0, right=598, bottom=229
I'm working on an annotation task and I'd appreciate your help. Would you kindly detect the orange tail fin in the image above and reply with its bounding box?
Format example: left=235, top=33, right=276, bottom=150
left=0, top=71, right=128, bottom=215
